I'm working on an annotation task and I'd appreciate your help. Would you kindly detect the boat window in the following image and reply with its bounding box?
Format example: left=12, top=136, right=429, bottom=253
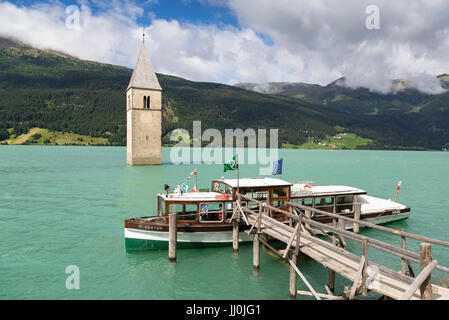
left=291, top=197, right=314, bottom=207
left=212, top=182, right=220, bottom=192
left=315, top=197, right=335, bottom=213
left=336, top=195, right=353, bottom=204
left=273, top=187, right=288, bottom=198
left=245, top=200, right=259, bottom=212
left=225, top=185, right=232, bottom=195
left=271, top=201, right=289, bottom=221
left=224, top=202, right=234, bottom=220
left=272, top=201, right=288, bottom=211
left=199, top=202, right=224, bottom=223
left=254, top=191, right=268, bottom=200
left=169, top=204, right=198, bottom=221
left=220, top=183, right=226, bottom=193
left=336, top=195, right=354, bottom=213
left=240, top=192, right=258, bottom=210
left=303, top=198, right=313, bottom=206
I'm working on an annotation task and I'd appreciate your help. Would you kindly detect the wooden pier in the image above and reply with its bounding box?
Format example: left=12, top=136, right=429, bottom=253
left=230, top=194, right=449, bottom=300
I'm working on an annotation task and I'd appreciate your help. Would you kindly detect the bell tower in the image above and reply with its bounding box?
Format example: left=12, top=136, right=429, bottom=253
left=126, top=38, right=162, bottom=165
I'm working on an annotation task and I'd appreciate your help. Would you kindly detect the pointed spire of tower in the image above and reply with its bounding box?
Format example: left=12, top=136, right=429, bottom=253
left=127, top=37, right=162, bottom=91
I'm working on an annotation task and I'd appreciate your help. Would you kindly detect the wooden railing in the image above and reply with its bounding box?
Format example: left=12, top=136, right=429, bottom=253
left=235, top=194, right=449, bottom=300
left=287, top=202, right=449, bottom=274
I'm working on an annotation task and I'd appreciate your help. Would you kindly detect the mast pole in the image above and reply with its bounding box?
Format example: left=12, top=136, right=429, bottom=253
left=236, top=153, right=239, bottom=197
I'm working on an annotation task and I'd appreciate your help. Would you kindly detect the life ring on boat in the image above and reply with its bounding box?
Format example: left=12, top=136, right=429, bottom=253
left=215, top=194, right=230, bottom=200
left=304, top=184, right=312, bottom=189
left=218, top=213, right=222, bottom=220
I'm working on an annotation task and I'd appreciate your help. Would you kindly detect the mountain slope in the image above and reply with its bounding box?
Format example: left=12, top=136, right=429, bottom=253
left=0, top=36, right=339, bottom=147
left=236, top=78, right=449, bottom=149
left=0, top=36, right=448, bottom=150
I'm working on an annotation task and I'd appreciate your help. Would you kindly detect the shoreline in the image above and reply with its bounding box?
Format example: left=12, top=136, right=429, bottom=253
left=0, top=144, right=445, bottom=152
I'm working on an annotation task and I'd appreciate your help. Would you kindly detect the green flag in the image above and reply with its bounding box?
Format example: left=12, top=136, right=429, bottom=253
left=224, top=155, right=238, bottom=172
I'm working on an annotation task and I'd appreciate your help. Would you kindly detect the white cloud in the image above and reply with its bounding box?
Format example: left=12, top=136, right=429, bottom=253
left=0, top=1, right=145, bottom=67
left=227, top=0, right=449, bottom=93
left=0, top=0, right=448, bottom=94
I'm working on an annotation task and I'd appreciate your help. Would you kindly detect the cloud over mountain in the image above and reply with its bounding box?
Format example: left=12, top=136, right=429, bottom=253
left=0, top=0, right=448, bottom=94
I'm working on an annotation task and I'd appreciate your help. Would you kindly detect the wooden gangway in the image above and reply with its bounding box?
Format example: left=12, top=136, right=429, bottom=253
left=231, top=195, right=449, bottom=300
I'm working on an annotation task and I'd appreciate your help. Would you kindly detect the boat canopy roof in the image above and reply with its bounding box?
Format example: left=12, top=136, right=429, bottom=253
left=216, top=177, right=293, bottom=188
left=158, top=192, right=233, bottom=202
left=291, top=184, right=366, bottom=197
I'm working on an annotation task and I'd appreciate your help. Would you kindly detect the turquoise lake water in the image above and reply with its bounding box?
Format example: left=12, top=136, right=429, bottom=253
left=0, top=146, right=448, bottom=299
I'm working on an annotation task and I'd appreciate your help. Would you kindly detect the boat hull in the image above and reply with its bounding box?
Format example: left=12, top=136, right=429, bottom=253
left=124, top=227, right=253, bottom=252
left=124, top=204, right=411, bottom=252
left=338, top=211, right=410, bottom=231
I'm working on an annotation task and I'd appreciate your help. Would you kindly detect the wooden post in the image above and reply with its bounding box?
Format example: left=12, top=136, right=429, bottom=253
left=289, top=260, right=322, bottom=300
left=401, top=232, right=406, bottom=275
left=332, top=219, right=337, bottom=245
left=326, top=269, right=336, bottom=295
left=338, top=218, right=346, bottom=248
left=362, top=238, right=368, bottom=296
left=305, top=209, right=311, bottom=230
left=168, top=213, right=177, bottom=262
left=339, top=217, right=345, bottom=231
left=283, top=223, right=300, bottom=259
left=419, top=243, right=433, bottom=300
left=399, top=260, right=438, bottom=300
left=253, top=206, right=261, bottom=270
left=289, top=254, right=297, bottom=299
left=353, top=203, right=361, bottom=234
left=233, top=195, right=242, bottom=252
left=294, top=216, right=302, bottom=255
left=289, top=217, right=303, bottom=299
left=289, top=207, right=293, bottom=227
left=233, top=219, right=239, bottom=252
left=253, top=232, right=260, bottom=270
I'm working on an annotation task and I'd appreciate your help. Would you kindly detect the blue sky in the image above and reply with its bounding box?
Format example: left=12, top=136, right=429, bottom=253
left=0, top=0, right=448, bottom=93
left=11, top=0, right=239, bottom=27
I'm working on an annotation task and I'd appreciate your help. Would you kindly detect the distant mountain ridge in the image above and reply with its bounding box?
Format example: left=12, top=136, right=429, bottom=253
left=235, top=76, right=449, bottom=142
left=236, top=74, right=449, bottom=95
left=0, top=36, right=448, bottom=150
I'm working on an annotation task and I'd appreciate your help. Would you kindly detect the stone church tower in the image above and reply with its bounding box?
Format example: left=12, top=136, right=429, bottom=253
left=126, top=42, right=162, bottom=165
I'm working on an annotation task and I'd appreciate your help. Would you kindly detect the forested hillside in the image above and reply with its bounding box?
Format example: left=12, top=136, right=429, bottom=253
left=1, top=36, right=448, bottom=150
left=236, top=78, right=449, bottom=150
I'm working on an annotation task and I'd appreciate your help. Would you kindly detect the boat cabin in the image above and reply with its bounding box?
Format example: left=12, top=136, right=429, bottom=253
left=290, top=183, right=367, bottom=215
left=156, top=178, right=294, bottom=224
left=155, top=179, right=368, bottom=225
left=157, top=192, right=234, bottom=224
left=211, top=177, right=292, bottom=202
left=211, top=177, right=293, bottom=220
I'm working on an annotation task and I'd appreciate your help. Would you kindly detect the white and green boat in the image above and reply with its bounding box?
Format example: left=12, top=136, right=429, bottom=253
left=124, top=178, right=410, bottom=251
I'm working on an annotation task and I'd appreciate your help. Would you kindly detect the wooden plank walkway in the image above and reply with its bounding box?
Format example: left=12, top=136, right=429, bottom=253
left=236, top=197, right=449, bottom=300
left=246, top=214, right=449, bottom=300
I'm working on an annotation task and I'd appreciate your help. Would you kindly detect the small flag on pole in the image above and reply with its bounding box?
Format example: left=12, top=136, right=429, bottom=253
left=224, top=155, right=239, bottom=172
left=272, top=158, right=283, bottom=175
left=394, top=181, right=402, bottom=202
